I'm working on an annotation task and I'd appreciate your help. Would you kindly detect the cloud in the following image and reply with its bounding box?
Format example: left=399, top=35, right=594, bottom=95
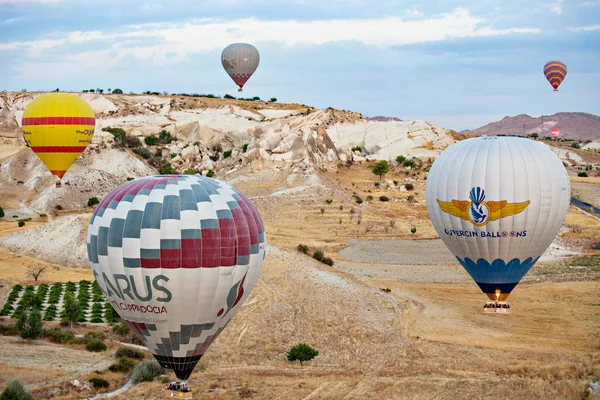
left=579, top=1, right=598, bottom=6
left=568, top=24, right=600, bottom=31
left=550, top=0, right=563, bottom=14
left=406, top=8, right=423, bottom=17
left=0, top=8, right=540, bottom=62
left=0, top=0, right=61, bottom=3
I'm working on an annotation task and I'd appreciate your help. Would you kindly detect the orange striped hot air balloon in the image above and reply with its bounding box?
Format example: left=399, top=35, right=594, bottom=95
left=543, top=60, right=567, bottom=91
left=21, top=92, right=95, bottom=182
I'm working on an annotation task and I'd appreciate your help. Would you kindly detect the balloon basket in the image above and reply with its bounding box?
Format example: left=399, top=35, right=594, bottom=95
left=483, top=301, right=510, bottom=314
left=164, top=381, right=192, bottom=398
left=55, top=181, right=62, bottom=188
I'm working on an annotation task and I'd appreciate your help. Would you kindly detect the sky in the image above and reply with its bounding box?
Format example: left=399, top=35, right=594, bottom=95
left=0, top=0, right=599, bottom=131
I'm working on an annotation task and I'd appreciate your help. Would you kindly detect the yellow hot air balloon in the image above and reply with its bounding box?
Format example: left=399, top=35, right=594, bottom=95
left=21, top=92, right=96, bottom=184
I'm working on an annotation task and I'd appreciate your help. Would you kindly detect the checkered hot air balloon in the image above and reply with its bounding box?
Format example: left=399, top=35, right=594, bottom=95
left=21, top=92, right=96, bottom=181
left=86, top=175, right=267, bottom=380
left=221, top=43, right=260, bottom=92
left=543, top=60, right=567, bottom=91
left=551, top=127, right=560, bottom=139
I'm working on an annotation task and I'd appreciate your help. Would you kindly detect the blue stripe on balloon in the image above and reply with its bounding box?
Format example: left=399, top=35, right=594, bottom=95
left=456, top=256, right=540, bottom=292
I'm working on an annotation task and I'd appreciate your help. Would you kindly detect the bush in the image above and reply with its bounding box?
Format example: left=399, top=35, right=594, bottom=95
left=395, top=155, right=406, bottom=164
left=269, top=97, right=277, bottom=102
left=223, top=150, right=232, bottom=159
left=133, top=148, right=150, bottom=159
left=351, top=146, right=362, bottom=152
left=183, top=168, right=199, bottom=175
left=0, top=206, right=4, bottom=218
left=0, top=380, right=32, bottom=400
left=379, top=196, right=389, bottom=202
left=115, top=346, right=145, bottom=360
left=321, top=257, right=334, bottom=266
left=242, top=143, right=248, bottom=153
left=17, top=308, right=42, bottom=340
left=105, top=303, right=120, bottom=324
left=206, top=170, right=215, bottom=178
left=403, top=159, right=416, bottom=168
left=124, top=135, right=142, bottom=148
left=595, top=241, right=600, bottom=250
left=89, top=377, right=109, bottom=389
left=87, top=197, right=100, bottom=207
left=571, top=142, right=581, bottom=149
left=132, top=360, right=163, bottom=384
left=224, top=94, right=236, bottom=99
left=578, top=172, right=588, bottom=177
left=286, top=343, right=318, bottom=366
left=405, top=183, right=414, bottom=191
left=297, top=244, right=309, bottom=254
left=158, top=130, right=175, bottom=144
left=411, top=227, right=417, bottom=234
left=43, top=328, right=74, bottom=344
left=159, top=163, right=176, bottom=175
left=18, top=221, right=25, bottom=227
left=0, top=323, right=19, bottom=336
left=109, top=357, right=136, bottom=373
left=312, top=250, right=324, bottom=262
left=112, top=321, right=130, bottom=336
left=86, top=339, right=107, bottom=352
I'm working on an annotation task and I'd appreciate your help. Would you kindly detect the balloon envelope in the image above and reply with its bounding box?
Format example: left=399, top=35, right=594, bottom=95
left=543, top=60, right=567, bottom=91
left=87, top=175, right=267, bottom=379
left=221, top=43, right=260, bottom=92
left=21, top=92, right=95, bottom=179
left=426, top=136, right=570, bottom=301
left=551, top=128, right=560, bottom=139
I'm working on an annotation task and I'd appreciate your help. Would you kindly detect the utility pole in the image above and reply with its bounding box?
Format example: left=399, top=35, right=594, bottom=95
left=540, top=115, right=544, bottom=137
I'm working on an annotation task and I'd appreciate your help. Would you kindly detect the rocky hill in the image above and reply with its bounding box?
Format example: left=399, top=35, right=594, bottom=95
left=461, top=112, right=600, bottom=141
left=0, top=91, right=455, bottom=212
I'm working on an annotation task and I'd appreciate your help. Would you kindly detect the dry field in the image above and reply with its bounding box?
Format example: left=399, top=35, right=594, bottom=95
left=0, top=163, right=598, bottom=399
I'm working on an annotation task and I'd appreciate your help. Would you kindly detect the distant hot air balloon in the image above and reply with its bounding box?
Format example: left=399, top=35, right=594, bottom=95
left=21, top=92, right=95, bottom=184
left=551, top=127, right=560, bottom=140
left=543, top=60, right=567, bottom=91
left=87, top=175, right=266, bottom=381
left=426, top=137, right=570, bottom=310
left=221, top=43, right=260, bottom=92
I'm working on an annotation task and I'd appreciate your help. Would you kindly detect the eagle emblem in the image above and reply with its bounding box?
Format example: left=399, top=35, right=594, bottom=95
left=437, top=187, right=530, bottom=227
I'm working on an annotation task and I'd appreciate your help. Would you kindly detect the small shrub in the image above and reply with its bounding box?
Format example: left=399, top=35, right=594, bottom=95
left=87, top=197, right=100, bottom=207
left=269, top=97, right=277, bottom=102
left=132, top=360, right=163, bottom=384
left=411, top=227, right=417, bottom=234
left=395, top=155, right=406, bottom=164
left=312, top=250, right=324, bottom=262
left=407, top=195, right=415, bottom=203
left=380, top=288, right=391, bottom=293
left=366, top=195, right=373, bottom=201
left=109, top=357, right=136, bottom=373
left=55, top=205, right=63, bottom=210
left=133, top=148, right=150, bottom=159
left=287, top=343, right=318, bottom=366
left=351, top=146, right=362, bottom=152
left=578, top=172, right=588, bottom=177
left=0, top=380, right=33, bottom=400
left=405, top=183, right=414, bottom=191
left=571, top=142, right=581, bottom=149
left=595, top=241, right=600, bottom=250
left=206, top=170, right=215, bottom=177
left=0, top=323, right=19, bottom=336
left=379, top=196, right=389, bottom=202
left=86, top=339, right=107, bottom=352
left=16, top=308, right=42, bottom=340
left=320, top=208, right=325, bottom=215
left=355, top=196, right=363, bottom=204
left=325, top=199, right=333, bottom=204
left=183, top=168, right=198, bottom=175
left=159, top=163, right=176, bottom=175
left=89, top=377, right=109, bottom=389
left=43, top=328, right=74, bottom=344
left=321, top=257, right=334, bottom=266
left=0, top=206, right=4, bottom=218
left=223, top=150, right=232, bottom=159
left=242, top=143, right=248, bottom=153
left=297, top=244, right=309, bottom=254
left=18, top=221, right=25, bottom=227
left=115, top=346, right=145, bottom=360
left=112, top=321, right=130, bottom=336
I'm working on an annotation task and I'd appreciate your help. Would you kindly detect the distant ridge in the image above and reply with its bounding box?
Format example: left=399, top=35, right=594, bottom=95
left=461, top=112, right=600, bottom=141
left=367, top=116, right=403, bottom=122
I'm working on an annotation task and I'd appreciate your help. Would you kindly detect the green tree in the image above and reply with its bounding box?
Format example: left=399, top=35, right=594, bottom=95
left=112, top=88, right=123, bottom=94
left=372, top=160, right=390, bottom=180
left=0, top=380, right=32, bottom=400
left=395, top=155, right=406, bottom=164
left=87, top=197, right=100, bottom=207
left=530, top=132, right=539, bottom=139
left=287, top=343, right=319, bottom=366
left=16, top=308, right=42, bottom=340
left=62, top=292, right=79, bottom=328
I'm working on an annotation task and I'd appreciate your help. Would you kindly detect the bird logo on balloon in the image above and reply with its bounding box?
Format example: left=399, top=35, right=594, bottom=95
left=437, top=187, right=530, bottom=226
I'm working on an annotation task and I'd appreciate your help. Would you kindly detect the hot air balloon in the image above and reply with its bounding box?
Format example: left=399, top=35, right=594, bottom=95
left=221, top=43, right=260, bottom=92
left=87, top=175, right=266, bottom=382
left=551, top=127, right=560, bottom=140
left=426, top=136, right=570, bottom=312
left=21, top=92, right=95, bottom=186
left=543, top=60, right=567, bottom=91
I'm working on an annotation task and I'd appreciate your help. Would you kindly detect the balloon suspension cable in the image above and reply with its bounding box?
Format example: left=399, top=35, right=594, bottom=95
left=238, top=88, right=243, bottom=92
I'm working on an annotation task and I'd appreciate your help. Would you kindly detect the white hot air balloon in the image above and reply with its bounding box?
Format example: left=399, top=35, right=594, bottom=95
left=426, top=136, right=570, bottom=310
left=87, top=175, right=266, bottom=380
